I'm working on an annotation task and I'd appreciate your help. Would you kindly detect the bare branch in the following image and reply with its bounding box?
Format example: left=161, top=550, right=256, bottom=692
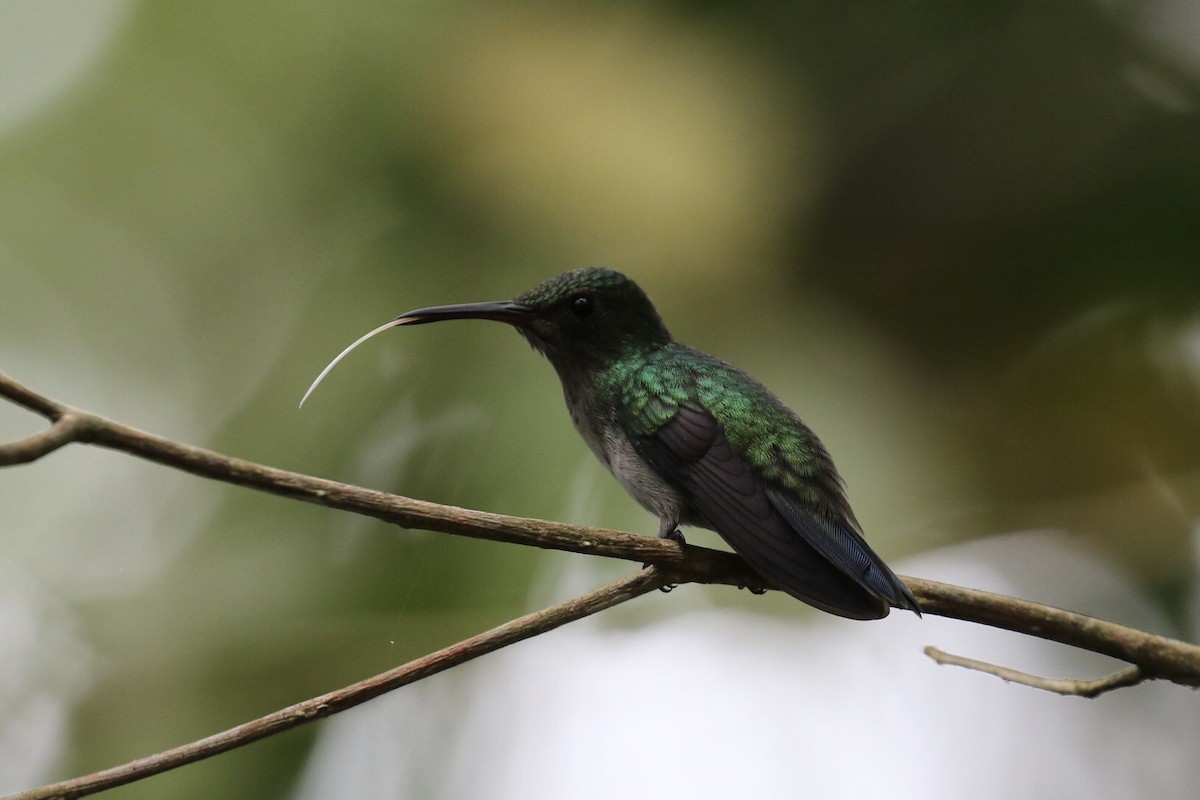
left=0, top=415, right=81, bottom=465
left=3, top=370, right=1199, bottom=687
left=924, top=646, right=1147, bottom=698
left=906, top=579, right=1200, bottom=688
left=2, top=567, right=669, bottom=800
left=0, top=372, right=70, bottom=420
left=0, top=372, right=751, bottom=581
left=5, top=367, right=1200, bottom=797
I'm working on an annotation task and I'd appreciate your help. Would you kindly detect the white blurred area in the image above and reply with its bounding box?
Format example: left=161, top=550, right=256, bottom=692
left=290, top=531, right=1200, bottom=800
left=0, top=3, right=170, bottom=791
left=0, top=559, right=92, bottom=794
left=0, top=1, right=132, bottom=133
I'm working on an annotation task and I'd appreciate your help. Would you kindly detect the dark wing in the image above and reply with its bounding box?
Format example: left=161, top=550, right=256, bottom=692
left=637, top=404, right=917, bottom=619
left=767, top=488, right=920, bottom=615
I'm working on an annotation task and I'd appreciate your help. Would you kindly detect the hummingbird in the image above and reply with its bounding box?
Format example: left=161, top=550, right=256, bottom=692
left=302, top=268, right=920, bottom=620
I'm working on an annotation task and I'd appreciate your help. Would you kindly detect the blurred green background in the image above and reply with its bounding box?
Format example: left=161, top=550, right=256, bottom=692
left=2, top=1, right=1199, bottom=798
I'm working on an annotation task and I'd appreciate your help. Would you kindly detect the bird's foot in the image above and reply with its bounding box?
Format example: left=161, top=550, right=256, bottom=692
left=643, top=527, right=685, bottom=591
left=737, top=583, right=769, bottom=595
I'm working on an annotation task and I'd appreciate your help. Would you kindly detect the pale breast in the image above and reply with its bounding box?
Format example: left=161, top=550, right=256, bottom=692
left=562, top=380, right=684, bottom=525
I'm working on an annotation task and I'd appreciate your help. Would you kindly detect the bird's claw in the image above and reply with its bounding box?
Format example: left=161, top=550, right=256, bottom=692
left=663, top=528, right=686, bottom=545
left=639, top=561, right=679, bottom=593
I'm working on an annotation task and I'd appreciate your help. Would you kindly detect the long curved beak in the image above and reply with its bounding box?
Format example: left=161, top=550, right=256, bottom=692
left=299, top=300, right=533, bottom=407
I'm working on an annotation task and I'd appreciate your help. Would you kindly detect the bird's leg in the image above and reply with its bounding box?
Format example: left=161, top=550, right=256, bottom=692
left=643, top=516, right=685, bottom=592
left=657, top=516, right=686, bottom=546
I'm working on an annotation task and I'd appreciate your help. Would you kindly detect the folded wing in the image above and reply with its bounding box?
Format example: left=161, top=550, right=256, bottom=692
left=637, top=403, right=918, bottom=619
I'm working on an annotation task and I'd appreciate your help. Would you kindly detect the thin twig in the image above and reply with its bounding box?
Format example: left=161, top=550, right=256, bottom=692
left=0, top=371, right=69, bottom=420
left=0, top=415, right=81, bottom=465
left=3, top=568, right=668, bottom=800
left=924, top=646, right=1148, bottom=698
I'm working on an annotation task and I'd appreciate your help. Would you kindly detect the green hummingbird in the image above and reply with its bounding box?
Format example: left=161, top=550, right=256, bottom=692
left=302, top=267, right=919, bottom=619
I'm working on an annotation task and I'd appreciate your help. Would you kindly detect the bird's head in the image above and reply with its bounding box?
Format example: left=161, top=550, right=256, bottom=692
left=507, top=267, right=672, bottom=371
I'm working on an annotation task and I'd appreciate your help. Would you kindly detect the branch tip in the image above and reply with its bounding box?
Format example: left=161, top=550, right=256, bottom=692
left=924, top=646, right=1148, bottom=698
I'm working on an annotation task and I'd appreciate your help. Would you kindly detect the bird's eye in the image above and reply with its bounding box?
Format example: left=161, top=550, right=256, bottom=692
left=569, top=294, right=595, bottom=318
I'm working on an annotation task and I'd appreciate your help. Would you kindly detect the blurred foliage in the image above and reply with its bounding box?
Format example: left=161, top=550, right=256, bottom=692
left=2, top=1, right=1199, bottom=798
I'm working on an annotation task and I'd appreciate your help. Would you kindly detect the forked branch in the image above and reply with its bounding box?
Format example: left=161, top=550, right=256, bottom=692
left=2, top=369, right=1199, bottom=798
